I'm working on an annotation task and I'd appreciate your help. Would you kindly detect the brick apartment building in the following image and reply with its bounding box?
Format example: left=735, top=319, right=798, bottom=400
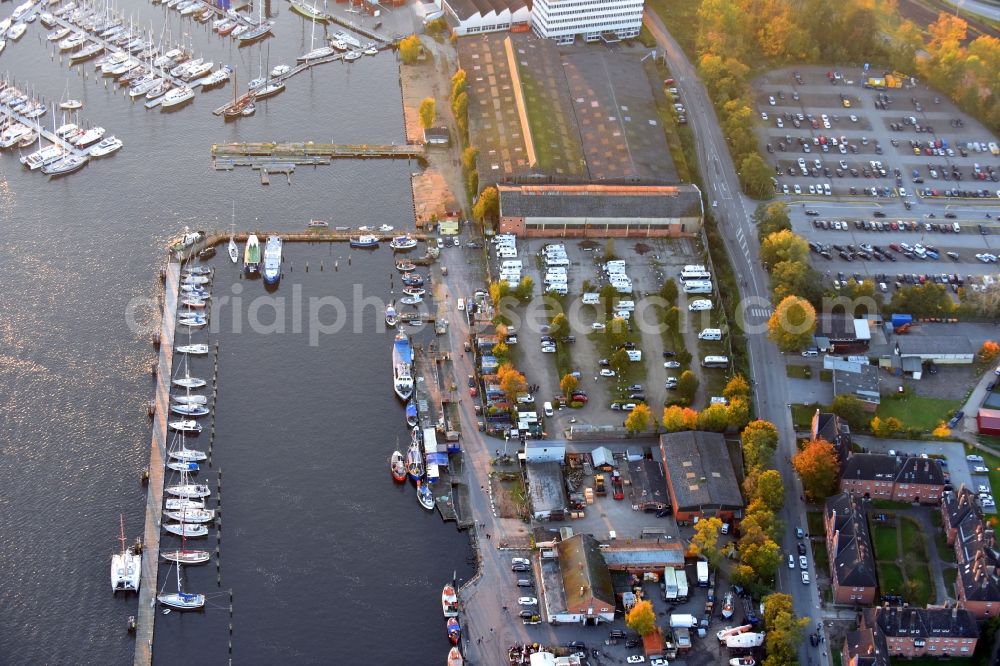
left=860, top=606, right=979, bottom=658
left=839, top=453, right=944, bottom=504
left=825, top=493, right=878, bottom=605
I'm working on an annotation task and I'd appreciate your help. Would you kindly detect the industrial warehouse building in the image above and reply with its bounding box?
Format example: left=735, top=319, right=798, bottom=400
left=435, top=0, right=530, bottom=36
left=497, top=183, right=703, bottom=238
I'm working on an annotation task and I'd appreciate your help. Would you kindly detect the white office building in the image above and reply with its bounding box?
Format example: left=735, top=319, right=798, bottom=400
left=530, top=0, right=645, bottom=44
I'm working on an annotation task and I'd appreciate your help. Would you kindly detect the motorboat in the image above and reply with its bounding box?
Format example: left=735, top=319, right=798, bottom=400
left=160, top=86, right=195, bottom=109
left=170, top=57, right=202, bottom=78
left=247, top=76, right=266, bottom=90
left=144, top=81, right=171, bottom=101
left=417, top=480, right=435, bottom=510
left=364, top=46, right=378, bottom=56
left=182, top=274, right=211, bottom=285
left=111, top=515, right=141, bottom=593
left=180, top=285, right=210, bottom=297
left=21, top=144, right=64, bottom=170
left=289, top=0, right=330, bottom=22
left=237, top=20, right=272, bottom=43
left=447, top=647, right=463, bottom=666
left=195, top=67, right=231, bottom=89
left=157, top=562, right=205, bottom=610
left=47, top=26, right=71, bottom=41
left=344, top=50, right=362, bottom=62
left=181, top=298, right=206, bottom=309
left=393, top=332, right=413, bottom=400
left=722, top=591, right=734, bottom=619
left=243, top=234, right=260, bottom=272
left=390, top=451, right=406, bottom=482
left=403, top=287, right=425, bottom=297
left=164, top=508, right=214, bottom=523
left=177, top=317, right=208, bottom=330
left=390, top=235, right=418, bottom=251
left=7, top=23, right=26, bottom=41
left=89, top=136, right=122, bottom=157
left=129, top=77, right=161, bottom=98
left=69, top=43, right=103, bottom=63
left=59, top=99, right=83, bottom=110
left=176, top=344, right=209, bottom=355
left=251, top=81, right=284, bottom=99
left=447, top=617, right=461, bottom=645
left=406, top=441, right=423, bottom=481
left=165, top=482, right=211, bottom=499
left=400, top=295, right=422, bottom=306
left=405, top=402, right=418, bottom=427
left=395, top=259, right=416, bottom=272
left=441, top=584, right=459, bottom=617
left=170, top=400, right=209, bottom=415
left=270, top=64, right=289, bottom=77
left=0, top=123, right=32, bottom=148
left=154, top=48, right=184, bottom=67
left=39, top=13, right=55, bottom=28
left=296, top=46, right=333, bottom=62
left=41, top=155, right=87, bottom=177
left=72, top=127, right=105, bottom=147
left=241, top=103, right=255, bottom=116
left=163, top=522, right=208, bottom=538
left=385, top=303, right=397, bottom=327
left=58, top=32, right=86, bottom=50
left=22, top=104, right=46, bottom=119
left=171, top=394, right=208, bottom=405
left=262, top=235, right=282, bottom=284
left=181, top=60, right=214, bottom=81
left=307, top=219, right=329, bottom=228
left=217, top=19, right=236, bottom=36
left=729, top=659, right=755, bottom=666
left=349, top=234, right=378, bottom=248
left=54, top=122, right=78, bottom=138
left=402, top=273, right=424, bottom=287
left=330, top=39, right=347, bottom=51
left=166, top=460, right=199, bottom=473
left=169, top=420, right=203, bottom=433
left=230, top=24, right=247, bottom=37
left=100, top=51, right=129, bottom=73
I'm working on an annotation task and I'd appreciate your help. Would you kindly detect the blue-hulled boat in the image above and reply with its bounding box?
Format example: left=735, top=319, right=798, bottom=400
left=405, top=401, right=418, bottom=427
left=350, top=234, right=379, bottom=248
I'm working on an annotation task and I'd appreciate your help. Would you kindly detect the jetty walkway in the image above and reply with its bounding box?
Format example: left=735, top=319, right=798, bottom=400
left=0, top=100, right=88, bottom=157
left=133, top=260, right=180, bottom=666
left=211, top=142, right=425, bottom=169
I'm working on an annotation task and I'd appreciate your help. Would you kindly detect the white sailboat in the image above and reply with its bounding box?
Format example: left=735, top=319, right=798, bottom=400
left=164, top=497, right=204, bottom=511
left=157, top=562, right=205, bottom=610
left=164, top=507, right=214, bottom=523
left=110, top=515, right=141, bottom=593
left=172, top=353, right=206, bottom=389
left=167, top=429, right=207, bottom=462
left=228, top=213, right=238, bottom=263
left=164, top=521, right=208, bottom=537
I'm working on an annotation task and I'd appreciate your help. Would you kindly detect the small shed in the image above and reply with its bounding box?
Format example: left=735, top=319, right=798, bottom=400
left=591, top=446, right=614, bottom=471
left=423, top=127, right=450, bottom=145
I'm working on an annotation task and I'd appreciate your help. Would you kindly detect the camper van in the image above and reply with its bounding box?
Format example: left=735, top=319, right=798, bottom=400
left=688, top=299, right=713, bottom=311
left=501, top=260, right=522, bottom=271
left=545, top=256, right=569, bottom=267
left=698, top=328, right=722, bottom=341
left=683, top=280, right=713, bottom=294
left=615, top=300, right=635, bottom=312
left=702, top=355, right=730, bottom=368
left=680, top=269, right=712, bottom=281
left=582, top=292, right=601, bottom=305
left=626, top=350, right=642, bottom=362
left=497, top=247, right=517, bottom=259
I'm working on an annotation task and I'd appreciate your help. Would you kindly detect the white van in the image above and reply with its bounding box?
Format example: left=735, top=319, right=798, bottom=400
left=616, top=300, right=635, bottom=312
left=543, top=401, right=554, bottom=417
left=582, top=292, right=601, bottom=305
left=680, top=270, right=712, bottom=282
left=457, top=298, right=465, bottom=311
left=698, top=328, right=722, bottom=341
left=626, top=349, right=642, bottom=362
left=613, top=283, right=632, bottom=294
left=688, top=299, right=713, bottom=311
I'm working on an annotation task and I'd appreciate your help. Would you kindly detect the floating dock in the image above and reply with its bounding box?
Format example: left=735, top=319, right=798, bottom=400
left=133, top=260, right=180, bottom=666
left=0, top=98, right=89, bottom=158
left=211, top=142, right=425, bottom=169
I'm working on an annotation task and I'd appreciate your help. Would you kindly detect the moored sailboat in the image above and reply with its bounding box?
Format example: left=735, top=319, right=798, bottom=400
left=157, top=561, right=205, bottom=610
left=110, top=515, right=141, bottom=593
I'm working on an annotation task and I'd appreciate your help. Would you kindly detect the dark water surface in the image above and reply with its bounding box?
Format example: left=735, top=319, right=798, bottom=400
left=0, top=5, right=471, bottom=664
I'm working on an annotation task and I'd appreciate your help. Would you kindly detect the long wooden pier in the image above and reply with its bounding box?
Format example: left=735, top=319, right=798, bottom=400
left=133, top=261, right=180, bottom=666
left=211, top=141, right=425, bottom=168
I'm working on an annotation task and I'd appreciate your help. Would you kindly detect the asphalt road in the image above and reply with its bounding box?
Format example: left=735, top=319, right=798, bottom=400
left=644, top=12, right=829, bottom=665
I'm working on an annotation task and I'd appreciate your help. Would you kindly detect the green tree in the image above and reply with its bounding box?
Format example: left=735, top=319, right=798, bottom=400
left=739, top=538, right=781, bottom=585
left=451, top=90, right=469, bottom=144
left=767, top=295, right=816, bottom=352
left=723, top=375, right=750, bottom=401
left=599, top=284, right=618, bottom=318
left=418, top=97, right=436, bottom=129
left=663, top=306, right=680, bottom=335
left=660, top=278, right=678, bottom=305
left=460, top=146, right=478, bottom=204
left=871, top=416, right=904, bottom=438
left=676, top=370, right=699, bottom=406
left=625, top=599, right=657, bottom=636
left=513, top=276, right=534, bottom=301
left=697, top=403, right=729, bottom=431
left=888, top=283, right=955, bottom=319
left=754, top=201, right=792, bottom=242
left=754, top=469, right=785, bottom=512
left=550, top=312, right=569, bottom=339
left=740, top=152, right=776, bottom=199
left=760, top=229, right=810, bottom=267
left=399, top=35, right=421, bottom=65
left=625, top=403, right=653, bottom=434
left=691, top=517, right=724, bottom=567
left=559, top=373, right=578, bottom=397
left=830, top=394, right=867, bottom=430
left=473, top=186, right=499, bottom=226
left=606, top=317, right=629, bottom=348
left=792, top=438, right=840, bottom=501
left=726, top=397, right=751, bottom=430
left=742, top=419, right=779, bottom=471
left=609, top=348, right=630, bottom=375
left=763, top=592, right=809, bottom=664
left=770, top=260, right=822, bottom=304
left=604, top=238, right=617, bottom=261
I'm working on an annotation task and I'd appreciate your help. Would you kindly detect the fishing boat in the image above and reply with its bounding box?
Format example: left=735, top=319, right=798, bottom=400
left=169, top=420, right=202, bottom=433
left=41, top=155, right=87, bottom=177
left=89, top=136, right=122, bottom=157
left=393, top=332, right=413, bottom=400
left=405, top=401, right=418, bottom=427
left=350, top=234, right=378, bottom=248
left=160, top=86, right=194, bottom=109
left=289, top=0, right=331, bottom=22
left=111, top=515, right=141, bottom=593
left=395, top=259, right=416, bottom=271
left=441, top=584, right=459, bottom=617
left=447, top=617, right=461, bottom=645
left=270, top=64, right=289, bottom=77
left=166, top=460, right=199, bottom=473
left=722, top=591, right=734, bottom=619
left=157, top=562, right=205, bottom=610
left=390, top=235, right=418, bottom=251
left=262, top=235, right=282, bottom=284
left=447, top=647, right=463, bottom=666
left=163, top=522, right=208, bottom=537
left=417, top=480, right=435, bottom=510
left=164, top=507, right=214, bottom=523
left=400, top=295, right=422, bottom=306
left=237, top=20, right=273, bottom=43
left=406, top=436, right=423, bottom=479
left=385, top=303, right=397, bottom=327
left=296, top=45, right=333, bottom=62
left=307, top=219, right=329, bottom=228
left=243, top=233, right=261, bottom=273
left=390, top=451, right=406, bottom=482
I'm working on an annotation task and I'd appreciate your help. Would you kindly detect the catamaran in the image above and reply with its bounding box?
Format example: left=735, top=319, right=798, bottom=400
left=110, top=515, right=141, bottom=593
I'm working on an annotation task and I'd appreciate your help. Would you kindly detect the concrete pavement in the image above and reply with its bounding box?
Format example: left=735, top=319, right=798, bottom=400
left=644, top=12, right=829, bottom=665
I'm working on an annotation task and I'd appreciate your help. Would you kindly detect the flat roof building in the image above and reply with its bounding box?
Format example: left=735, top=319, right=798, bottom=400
left=659, top=431, right=743, bottom=521
left=832, top=364, right=881, bottom=410
left=816, top=315, right=872, bottom=353
left=530, top=0, right=645, bottom=43
left=895, top=335, right=974, bottom=364
left=526, top=461, right=567, bottom=520
left=497, top=183, right=703, bottom=239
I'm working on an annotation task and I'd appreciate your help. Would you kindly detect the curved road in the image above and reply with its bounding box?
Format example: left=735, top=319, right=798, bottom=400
left=644, top=12, right=829, bottom=666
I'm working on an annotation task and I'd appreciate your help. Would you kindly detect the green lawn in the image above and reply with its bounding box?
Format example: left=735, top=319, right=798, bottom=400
left=791, top=403, right=821, bottom=430
left=936, top=532, right=957, bottom=564
left=806, top=510, right=824, bottom=537
left=645, top=0, right=698, bottom=58
left=786, top=364, right=811, bottom=379
left=900, top=517, right=926, bottom=558
left=810, top=539, right=829, bottom=575
left=877, top=562, right=905, bottom=594
left=871, top=523, right=899, bottom=561
left=820, top=369, right=833, bottom=382
left=903, top=559, right=934, bottom=605
left=876, top=395, right=963, bottom=432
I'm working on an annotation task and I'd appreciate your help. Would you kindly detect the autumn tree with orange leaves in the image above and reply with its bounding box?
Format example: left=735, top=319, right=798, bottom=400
left=792, top=438, right=840, bottom=502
